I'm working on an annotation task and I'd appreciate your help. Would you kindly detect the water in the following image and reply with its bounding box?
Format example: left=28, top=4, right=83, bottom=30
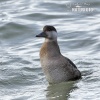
left=0, top=0, right=100, bottom=100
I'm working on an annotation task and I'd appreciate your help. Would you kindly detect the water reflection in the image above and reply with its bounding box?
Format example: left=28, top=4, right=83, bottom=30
left=46, top=81, right=77, bottom=100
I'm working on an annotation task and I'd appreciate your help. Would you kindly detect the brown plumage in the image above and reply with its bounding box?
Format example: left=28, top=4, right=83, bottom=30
left=36, top=25, right=81, bottom=84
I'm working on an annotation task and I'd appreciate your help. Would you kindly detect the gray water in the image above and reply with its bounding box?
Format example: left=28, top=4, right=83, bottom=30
left=0, top=0, right=100, bottom=100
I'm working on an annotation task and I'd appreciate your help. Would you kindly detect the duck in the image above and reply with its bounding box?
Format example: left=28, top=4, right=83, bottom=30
left=36, top=25, right=81, bottom=84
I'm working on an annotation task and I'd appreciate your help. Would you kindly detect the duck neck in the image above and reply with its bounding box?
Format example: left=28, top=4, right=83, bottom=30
left=40, top=39, right=61, bottom=58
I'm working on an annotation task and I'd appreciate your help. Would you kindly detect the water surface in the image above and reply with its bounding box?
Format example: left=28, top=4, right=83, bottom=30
left=0, top=0, right=100, bottom=100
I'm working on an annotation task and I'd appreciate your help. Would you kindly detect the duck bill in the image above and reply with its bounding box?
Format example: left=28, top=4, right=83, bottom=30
left=36, top=32, right=47, bottom=38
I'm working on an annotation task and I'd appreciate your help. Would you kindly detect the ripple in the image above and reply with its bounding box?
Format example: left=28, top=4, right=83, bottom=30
left=0, top=0, right=100, bottom=100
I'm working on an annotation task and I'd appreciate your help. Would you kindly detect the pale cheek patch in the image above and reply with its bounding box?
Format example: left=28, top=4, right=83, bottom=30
left=46, top=31, right=57, bottom=39
left=46, top=32, right=51, bottom=38
left=52, top=31, right=57, bottom=39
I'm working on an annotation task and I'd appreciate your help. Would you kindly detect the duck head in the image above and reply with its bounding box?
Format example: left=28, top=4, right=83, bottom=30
left=36, top=25, right=57, bottom=40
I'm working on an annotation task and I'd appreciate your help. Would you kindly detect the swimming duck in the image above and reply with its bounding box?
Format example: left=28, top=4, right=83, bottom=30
left=36, top=25, right=81, bottom=84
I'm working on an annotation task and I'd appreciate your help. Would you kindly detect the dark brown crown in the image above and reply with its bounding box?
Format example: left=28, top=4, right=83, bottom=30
left=43, top=25, right=57, bottom=32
